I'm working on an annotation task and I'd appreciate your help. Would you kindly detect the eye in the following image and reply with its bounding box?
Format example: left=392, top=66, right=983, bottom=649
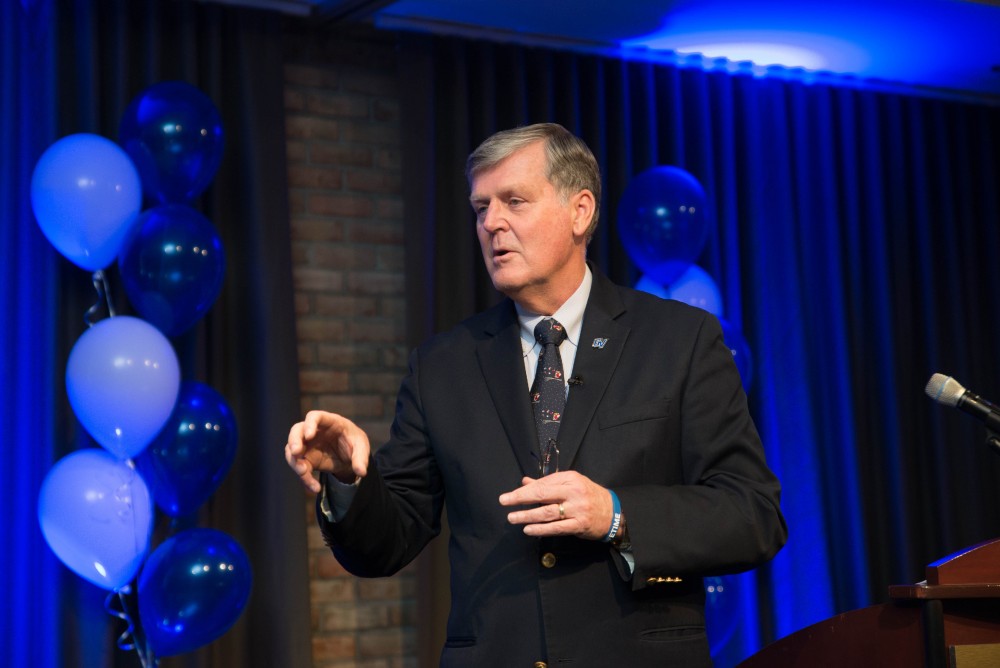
left=508, top=198, right=524, bottom=208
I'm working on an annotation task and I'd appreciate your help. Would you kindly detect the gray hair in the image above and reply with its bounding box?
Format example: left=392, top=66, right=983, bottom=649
left=466, top=123, right=601, bottom=241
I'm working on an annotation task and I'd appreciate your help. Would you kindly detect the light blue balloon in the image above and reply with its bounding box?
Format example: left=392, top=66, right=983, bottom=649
left=634, top=274, right=671, bottom=299
left=66, top=316, right=181, bottom=460
left=635, top=267, right=723, bottom=317
left=665, top=265, right=723, bottom=317
left=30, top=133, right=142, bottom=270
left=38, top=449, right=153, bottom=591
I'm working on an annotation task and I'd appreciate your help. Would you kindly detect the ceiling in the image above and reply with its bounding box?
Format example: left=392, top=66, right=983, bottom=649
left=223, top=0, right=1000, bottom=101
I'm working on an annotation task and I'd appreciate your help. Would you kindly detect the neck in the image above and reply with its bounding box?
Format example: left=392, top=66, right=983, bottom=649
left=511, top=262, right=587, bottom=316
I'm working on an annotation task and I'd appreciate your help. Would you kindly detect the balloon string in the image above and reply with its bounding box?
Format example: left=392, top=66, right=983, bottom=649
left=104, top=589, right=136, bottom=651
left=105, top=586, right=159, bottom=667
left=84, top=269, right=116, bottom=327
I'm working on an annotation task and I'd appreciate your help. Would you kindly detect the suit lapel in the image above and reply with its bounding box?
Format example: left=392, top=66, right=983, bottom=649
left=557, top=268, right=628, bottom=471
left=476, top=302, right=540, bottom=478
left=472, top=268, right=629, bottom=477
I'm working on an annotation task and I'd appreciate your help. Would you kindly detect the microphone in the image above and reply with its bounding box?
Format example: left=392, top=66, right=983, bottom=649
left=925, top=373, right=1000, bottom=433
left=568, top=376, right=584, bottom=386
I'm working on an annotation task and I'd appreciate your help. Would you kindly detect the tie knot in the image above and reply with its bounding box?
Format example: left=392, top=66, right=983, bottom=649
left=534, top=318, right=567, bottom=347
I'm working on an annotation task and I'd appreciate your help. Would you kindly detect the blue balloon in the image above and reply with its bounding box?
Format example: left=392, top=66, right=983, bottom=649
left=135, top=381, right=238, bottom=517
left=66, top=316, right=181, bottom=460
left=38, top=449, right=153, bottom=591
left=719, top=318, right=754, bottom=391
left=118, top=204, right=226, bottom=336
left=139, top=528, right=252, bottom=657
left=617, top=166, right=710, bottom=285
left=666, top=265, right=723, bottom=316
left=119, top=81, right=225, bottom=203
left=30, top=133, right=143, bottom=270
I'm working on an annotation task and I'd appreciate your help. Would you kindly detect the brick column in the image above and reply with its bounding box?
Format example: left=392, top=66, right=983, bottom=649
left=284, top=23, right=417, bottom=668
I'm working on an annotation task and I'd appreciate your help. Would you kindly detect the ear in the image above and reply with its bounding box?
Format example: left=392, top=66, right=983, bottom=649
left=569, top=189, right=595, bottom=240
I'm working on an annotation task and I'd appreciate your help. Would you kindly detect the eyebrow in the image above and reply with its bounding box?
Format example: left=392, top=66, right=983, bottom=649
left=469, top=187, right=526, bottom=205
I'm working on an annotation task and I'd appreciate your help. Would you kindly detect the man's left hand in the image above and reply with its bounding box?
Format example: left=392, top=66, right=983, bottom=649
left=499, top=472, right=614, bottom=541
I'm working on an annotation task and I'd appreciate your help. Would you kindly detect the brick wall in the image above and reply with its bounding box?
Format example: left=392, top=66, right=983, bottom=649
left=283, top=21, right=417, bottom=668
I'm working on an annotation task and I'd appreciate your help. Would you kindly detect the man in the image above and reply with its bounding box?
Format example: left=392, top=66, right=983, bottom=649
left=286, top=123, right=786, bottom=666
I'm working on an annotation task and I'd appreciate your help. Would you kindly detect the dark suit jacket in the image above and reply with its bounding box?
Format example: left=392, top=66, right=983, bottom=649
left=319, top=267, right=786, bottom=667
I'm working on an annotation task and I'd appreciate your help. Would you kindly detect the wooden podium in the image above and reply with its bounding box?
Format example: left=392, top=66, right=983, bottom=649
left=738, top=538, right=1000, bottom=667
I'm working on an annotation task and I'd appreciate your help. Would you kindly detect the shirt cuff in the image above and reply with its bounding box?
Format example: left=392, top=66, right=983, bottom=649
left=619, top=547, right=636, bottom=575
left=318, top=473, right=360, bottom=522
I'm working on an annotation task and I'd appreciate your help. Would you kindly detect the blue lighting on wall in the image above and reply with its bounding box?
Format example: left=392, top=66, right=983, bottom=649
left=669, top=42, right=831, bottom=71
left=616, top=0, right=1000, bottom=92
left=622, top=29, right=869, bottom=76
left=377, top=0, right=1000, bottom=96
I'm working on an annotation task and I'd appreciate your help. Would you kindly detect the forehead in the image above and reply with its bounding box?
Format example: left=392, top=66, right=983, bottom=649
left=470, top=141, right=550, bottom=195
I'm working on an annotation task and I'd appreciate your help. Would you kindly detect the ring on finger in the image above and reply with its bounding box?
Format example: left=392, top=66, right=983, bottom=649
left=558, top=503, right=565, bottom=520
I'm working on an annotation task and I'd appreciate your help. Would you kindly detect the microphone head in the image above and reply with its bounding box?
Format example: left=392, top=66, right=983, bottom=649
left=926, top=373, right=966, bottom=407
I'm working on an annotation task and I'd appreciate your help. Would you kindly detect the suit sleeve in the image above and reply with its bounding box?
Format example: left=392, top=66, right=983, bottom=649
left=316, top=347, right=445, bottom=577
left=615, top=312, right=787, bottom=590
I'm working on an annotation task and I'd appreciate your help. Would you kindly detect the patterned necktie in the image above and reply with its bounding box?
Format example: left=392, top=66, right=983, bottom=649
left=530, top=318, right=568, bottom=473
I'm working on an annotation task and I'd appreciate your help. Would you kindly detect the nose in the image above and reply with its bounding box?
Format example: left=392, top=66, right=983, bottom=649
left=480, top=202, right=507, bottom=233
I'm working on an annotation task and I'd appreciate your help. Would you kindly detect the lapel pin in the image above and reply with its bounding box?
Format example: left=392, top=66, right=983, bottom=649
left=592, top=337, right=608, bottom=349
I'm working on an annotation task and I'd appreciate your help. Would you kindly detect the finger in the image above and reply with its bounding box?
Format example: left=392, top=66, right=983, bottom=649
left=518, top=512, right=579, bottom=538
left=291, top=455, right=321, bottom=494
left=284, top=438, right=313, bottom=477
left=507, top=506, right=552, bottom=526
left=499, top=478, right=536, bottom=506
left=507, top=501, right=566, bottom=526
left=296, top=457, right=312, bottom=482
left=284, top=441, right=298, bottom=469
left=302, top=410, right=326, bottom=441
left=285, top=422, right=304, bottom=455
left=499, top=478, right=551, bottom=507
left=304, top=470, right=321, bottom=494
left=330, top=418, right=368, bottom=478
left=306, top=409, right=341, bottom=441
left=522, top=520, right=573, bottom=537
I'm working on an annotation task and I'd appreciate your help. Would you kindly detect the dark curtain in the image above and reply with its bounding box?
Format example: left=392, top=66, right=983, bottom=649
left=2, top=1, right=61, bottom=666
left=399, top=33, right=1000, bottom=665
left=2, top=1, right=311, bottom=666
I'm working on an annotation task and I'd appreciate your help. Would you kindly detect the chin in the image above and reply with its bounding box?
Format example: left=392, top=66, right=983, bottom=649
left=487, top=270, right=524, bottom=297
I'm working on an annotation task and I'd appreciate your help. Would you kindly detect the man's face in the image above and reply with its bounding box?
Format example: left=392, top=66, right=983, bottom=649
left=469, top=141, right=592, bottom=313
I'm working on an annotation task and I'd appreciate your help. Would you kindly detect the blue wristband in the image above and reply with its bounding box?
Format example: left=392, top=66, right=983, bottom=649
left=604, top=490, right=623, bottom=543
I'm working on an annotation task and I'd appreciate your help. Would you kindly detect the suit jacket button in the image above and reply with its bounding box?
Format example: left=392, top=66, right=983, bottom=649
left=534, top=662, right=548, bottom=668
left=541, top=552, right=557, bottom=568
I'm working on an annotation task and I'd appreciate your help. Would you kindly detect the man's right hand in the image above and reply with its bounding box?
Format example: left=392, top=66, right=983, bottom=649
left=284, top=410, right=371, bottom=494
